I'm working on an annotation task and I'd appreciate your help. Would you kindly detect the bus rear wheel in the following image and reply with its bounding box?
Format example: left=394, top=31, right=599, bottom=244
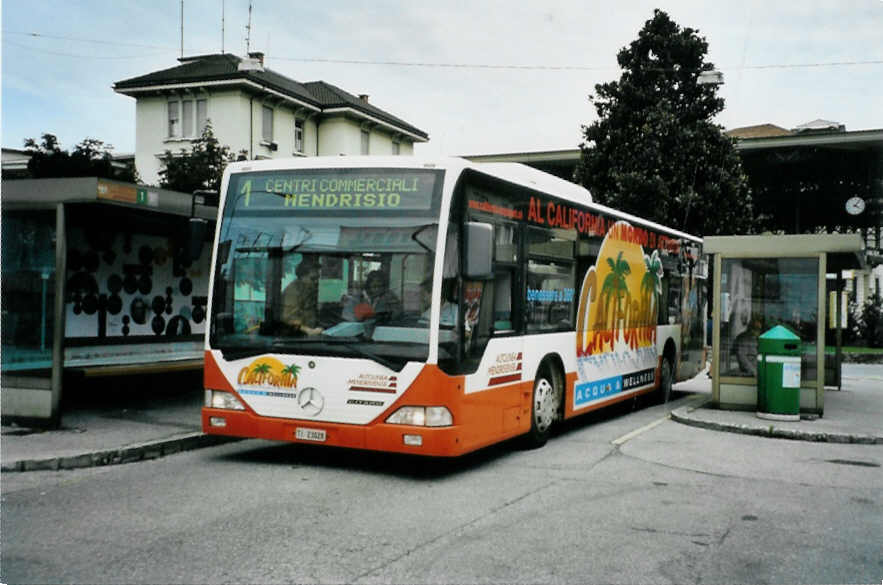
left=659, top=356, right=674, bottom=403
left=524, top=366, right=562, bottom=449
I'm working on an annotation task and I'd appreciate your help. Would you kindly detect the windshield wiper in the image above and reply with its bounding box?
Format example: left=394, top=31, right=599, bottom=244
left=218, top=338, right=404, bottom=371
left=316, top=338, right=402, bottom=371
left=410, top=223, right=437, bottom=253
left=232, top=225, right=313, bottom=254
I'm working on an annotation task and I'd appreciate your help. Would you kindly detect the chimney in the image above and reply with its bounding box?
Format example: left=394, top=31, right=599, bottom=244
left=238, top=52, right=265, bottom=72
left=358, top=94, right=370, bottom=103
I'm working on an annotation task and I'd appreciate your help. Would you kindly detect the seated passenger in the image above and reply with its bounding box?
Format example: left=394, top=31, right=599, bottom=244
left=343, top=270, right=403, bottom=322
left=733, top=314, right=763, bottom=375
left=281, top=257, right=323, bottom=336
left=420, top=277, right=458, bottom=326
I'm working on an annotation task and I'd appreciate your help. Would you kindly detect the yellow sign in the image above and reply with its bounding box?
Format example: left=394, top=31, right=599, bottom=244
left=97, top=180, right=137, bottom=203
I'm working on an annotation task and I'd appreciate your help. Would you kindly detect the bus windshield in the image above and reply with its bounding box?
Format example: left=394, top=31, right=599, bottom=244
left=209, top=168, right=445, bottom=370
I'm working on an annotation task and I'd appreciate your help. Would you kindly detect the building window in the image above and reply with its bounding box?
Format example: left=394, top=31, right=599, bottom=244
left=392, top=141, right=400, bottom=155
left=360, top=129, right=370, bottom=155
left=167, top=98, right=207, bottom=138
left=262, top=105, right=274, bottom=143
left=294, top=119, right=304, bottom=153
left=196, top=100, right=207, bottom=136
left=167, top=101, right=180, bottom=137
left=182, top=100, right=194, bottom=137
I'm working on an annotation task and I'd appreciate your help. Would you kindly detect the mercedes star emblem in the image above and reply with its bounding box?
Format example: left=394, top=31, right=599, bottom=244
left=297, top=387, right=324, bottom=416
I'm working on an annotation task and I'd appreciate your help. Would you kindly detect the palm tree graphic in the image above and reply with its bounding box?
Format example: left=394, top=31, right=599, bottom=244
left=601, top=251, right=631, bottom=334
left=282, top=364, right=301, bottom=387
left=641, top=251, right=663, bottom=325
left=252, top=362, right=272, bottom=384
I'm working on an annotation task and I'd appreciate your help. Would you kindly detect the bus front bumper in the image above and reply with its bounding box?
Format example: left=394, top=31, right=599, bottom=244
left=202, top=407, right=467, bottom=457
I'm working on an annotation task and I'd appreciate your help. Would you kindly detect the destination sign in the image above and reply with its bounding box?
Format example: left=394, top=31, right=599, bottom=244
left=230, top=169, right=438, bottom=212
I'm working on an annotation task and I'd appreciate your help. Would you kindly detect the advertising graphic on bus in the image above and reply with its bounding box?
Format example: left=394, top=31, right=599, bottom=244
left=202, top=157, right=706, bottom=457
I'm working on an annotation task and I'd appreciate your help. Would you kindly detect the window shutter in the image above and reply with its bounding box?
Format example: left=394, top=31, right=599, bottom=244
left=360, top=129, right=370, bottom=155
left=262, top=106, right=274, bottom=142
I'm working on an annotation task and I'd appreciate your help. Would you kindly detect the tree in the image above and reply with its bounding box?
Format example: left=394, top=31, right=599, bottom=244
left=852, top=293, right=883, bottom=348
left=575, top=9, right=753, bottom=237
left=158, top=123, right=241, bottom=194
left=23, top=133, right=135, bottom=181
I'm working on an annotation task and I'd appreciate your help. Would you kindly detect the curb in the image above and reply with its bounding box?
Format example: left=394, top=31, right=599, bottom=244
left=670, top=399, right=883, bottom=445
left=1, top=433, right=241, bottom=473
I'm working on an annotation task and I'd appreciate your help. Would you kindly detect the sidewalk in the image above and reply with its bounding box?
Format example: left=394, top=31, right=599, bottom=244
left=2, top=365, right=881, bottom=473
left=670, top=363, right=883, bottom=445
left=1, top=375, right=235, bottom=472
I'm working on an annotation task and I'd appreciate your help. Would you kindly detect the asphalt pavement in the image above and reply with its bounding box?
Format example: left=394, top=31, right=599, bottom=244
left=2, top=364, right=881, bottom=472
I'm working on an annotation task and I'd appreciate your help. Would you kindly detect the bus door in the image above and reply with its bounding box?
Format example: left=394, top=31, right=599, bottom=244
left=462, top=220, right=520, bottom=354
left=463, top=219, right=525, bottom=438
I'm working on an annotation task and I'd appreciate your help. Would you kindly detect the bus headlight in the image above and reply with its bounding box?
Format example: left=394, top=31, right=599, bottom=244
left=206, top=390, right=246, bottom=410
left=385, top=406, right=452, bottom=427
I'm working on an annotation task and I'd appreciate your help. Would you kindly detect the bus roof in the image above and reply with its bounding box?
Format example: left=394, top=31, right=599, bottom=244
left=223, top=156, right=701, bottom=242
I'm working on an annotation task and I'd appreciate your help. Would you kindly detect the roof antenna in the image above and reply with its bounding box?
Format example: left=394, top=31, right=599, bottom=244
left=245, top=0, right=253, bottom=54
left=221, top=0, right=225, bottom=53
left=180, top=0, right=184, bottom=58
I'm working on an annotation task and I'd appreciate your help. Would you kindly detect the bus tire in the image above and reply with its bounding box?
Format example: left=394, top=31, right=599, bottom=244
left=659, top=355, right=674, bottom=404
left=524, top=364, right=562, bottom=449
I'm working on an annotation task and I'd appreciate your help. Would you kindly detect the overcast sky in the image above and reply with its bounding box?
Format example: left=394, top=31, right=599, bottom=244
left=3, top=0, right=882, bottom=159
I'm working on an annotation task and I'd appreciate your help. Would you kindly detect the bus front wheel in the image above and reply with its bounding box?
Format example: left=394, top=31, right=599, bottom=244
left=524, top=366, right=562, bottom=449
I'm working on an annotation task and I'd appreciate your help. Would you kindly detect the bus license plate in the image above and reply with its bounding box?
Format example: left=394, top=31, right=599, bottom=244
left=295, top=427, right=327, bottom=442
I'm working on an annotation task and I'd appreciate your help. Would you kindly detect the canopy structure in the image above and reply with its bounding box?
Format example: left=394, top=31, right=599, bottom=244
left=2, top=177, right=216, bottom=426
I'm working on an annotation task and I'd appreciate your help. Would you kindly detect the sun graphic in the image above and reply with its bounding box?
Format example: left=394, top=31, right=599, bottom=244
left=576, top=221, right=659, bottom=356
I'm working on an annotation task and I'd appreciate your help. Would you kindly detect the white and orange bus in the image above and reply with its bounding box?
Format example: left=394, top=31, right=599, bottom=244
left=201, top=157, right=706, bottom=456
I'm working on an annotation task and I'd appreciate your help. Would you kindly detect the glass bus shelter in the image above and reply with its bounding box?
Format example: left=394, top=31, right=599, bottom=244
left=1, top=177, right=215, bottom=426
left=705, top=234, right=865, bottom=416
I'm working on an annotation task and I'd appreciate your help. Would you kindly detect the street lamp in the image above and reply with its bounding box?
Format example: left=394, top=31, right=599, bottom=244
left=683, top=69, right=725, bottom=231
left=698, top=69, right=724, bottom=85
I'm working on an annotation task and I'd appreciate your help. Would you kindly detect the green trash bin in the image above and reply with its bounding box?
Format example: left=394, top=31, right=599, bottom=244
left=756, top=325, right=802, bottom=421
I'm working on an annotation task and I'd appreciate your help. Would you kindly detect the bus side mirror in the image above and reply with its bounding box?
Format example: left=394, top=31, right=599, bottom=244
left=188, top=218, right=208, bottom=263
left=465, top=221, right=493, bottom=279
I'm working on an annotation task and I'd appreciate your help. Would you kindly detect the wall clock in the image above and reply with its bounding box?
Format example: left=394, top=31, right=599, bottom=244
left=845, top=197, right=866, bottom=215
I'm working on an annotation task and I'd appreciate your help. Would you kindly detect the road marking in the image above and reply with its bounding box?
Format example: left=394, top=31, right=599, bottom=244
left=612, top=416, right=669, bottom=446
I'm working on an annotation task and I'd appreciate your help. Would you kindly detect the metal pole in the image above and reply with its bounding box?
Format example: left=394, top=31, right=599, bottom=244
left=835, top=271, right=843, bottom=390
left=50, top=203, right=67, bottom=427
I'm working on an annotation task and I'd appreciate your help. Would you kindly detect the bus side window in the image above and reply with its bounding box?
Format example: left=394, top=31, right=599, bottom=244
left=658, top=279, right=669, bottom=325
left=465, top=272, right=515, bottom=342
left=526, top=226, right=576, bottom=332
left=667, top=279, right=682, bottom=325
left=470, top=280, right=494, bottom=351
left=493, top=272, right=513, bottom=333
left=467, top=220, right=520, bottom=354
